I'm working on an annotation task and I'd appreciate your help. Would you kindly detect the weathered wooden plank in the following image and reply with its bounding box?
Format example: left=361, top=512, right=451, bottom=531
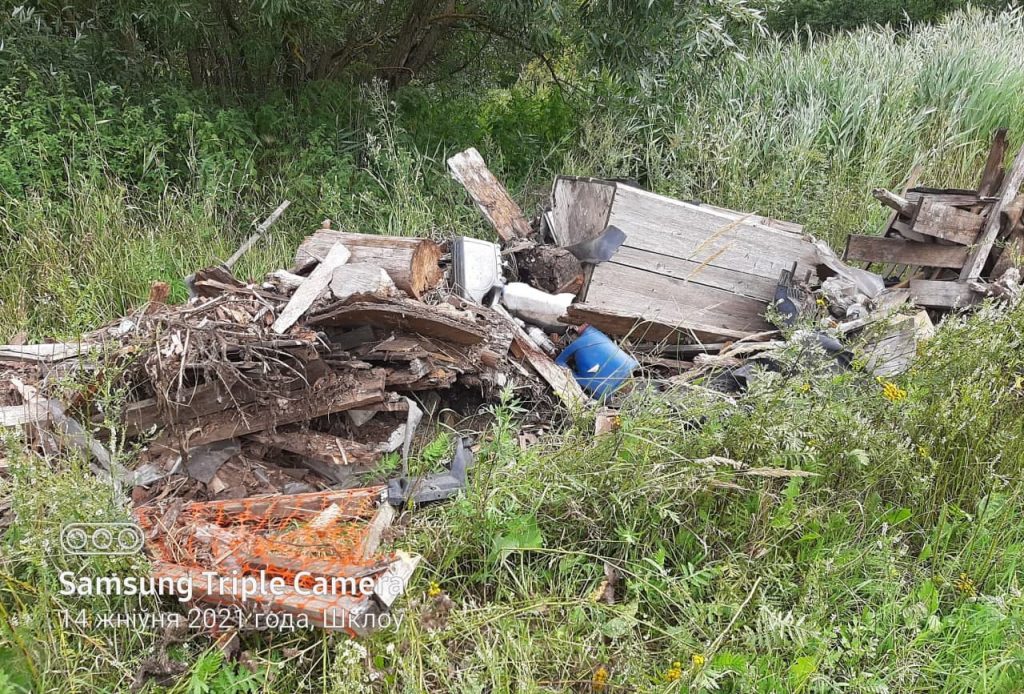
left=912, top=199, right=984, bottom=245
left=977, top=128, right=1009, bottom=198
left=564, top=304, right=756, bottom=343
left=494, top=305, right=587, bottom=407
left=906, top=189, right=983, bottom=209
left=0, top=402, right=47, bottom=427
left=872, top=188, right=917, bottom=217
left=606, top=185, right=819, bottom=282
left=909, top=279, right=981, bottom=309
left=0, top=343, right=86, bottom=363
left=547, top=176, right=616, bottom=247
left=447, top=147, right=532, bottom=242
left=273, top=243, right=351, bottom=333
left=962, top=141, right=1024, bottom=280
left=608, top=247, right=778, bottom=299
left=845, top=235, right=969, bottom=269
left=584, top=263, right=773, bottom=333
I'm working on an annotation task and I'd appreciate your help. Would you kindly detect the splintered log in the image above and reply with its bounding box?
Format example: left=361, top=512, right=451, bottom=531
left=308, top=299, right=487, bottom=346
left=247, top=428, right=379, bottom=466
left=295, top=230, right=442, bottom=298
left=962, top=141, right=1024, bottom=280
left=912, top=199, right=985, bottom=245
left=844, top=235, right=970, bottom=269
left=447, top=147, right=532, bottom=242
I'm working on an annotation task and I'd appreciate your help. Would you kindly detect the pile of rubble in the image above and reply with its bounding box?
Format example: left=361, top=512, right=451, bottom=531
left=2, top=132, right=1023, bottom=637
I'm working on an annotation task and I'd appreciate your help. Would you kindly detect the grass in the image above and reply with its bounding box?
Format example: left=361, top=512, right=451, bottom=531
left=3, top=8, right=1024, bottom=693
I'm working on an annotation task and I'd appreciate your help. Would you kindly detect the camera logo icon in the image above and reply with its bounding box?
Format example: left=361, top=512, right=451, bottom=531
left=61, top=523, right=145, bottom=555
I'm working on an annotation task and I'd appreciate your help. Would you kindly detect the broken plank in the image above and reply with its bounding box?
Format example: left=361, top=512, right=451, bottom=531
left=906, top=189, right=985, bottom=209
left=295, top=230, right=442, bottom=298
left=977, top=128, right=1009, bottom=198
left=909, top=279, right=981, bottom=309
left=845, top=235, right=970, bottom=269
left=547, top=177, right=616, bottom=247
left=0, top=342, right=87, bottom=363
left=912, top=198, right=984, bottom=245
left=494, top=305, right=587, bottom=407
left=273, top=243, right=351, bottom=333
left=447, top=147, right=532, bottom=242
left=962, top=141, right=1024, bottom=280
left=0, top=402, right=47, bottom=428
left=872, top=188, right=918, bottom=217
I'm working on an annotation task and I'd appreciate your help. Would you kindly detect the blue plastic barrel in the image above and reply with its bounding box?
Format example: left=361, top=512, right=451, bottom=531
left=555, top=326, right=638, bottom=398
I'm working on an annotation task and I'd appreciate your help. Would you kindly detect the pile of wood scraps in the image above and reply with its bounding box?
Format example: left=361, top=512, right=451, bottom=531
left=849, top=128, right=1024, bottom=308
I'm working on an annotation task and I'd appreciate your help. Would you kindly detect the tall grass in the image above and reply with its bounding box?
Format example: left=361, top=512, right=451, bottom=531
left=566, top=9, right=1024, bottom=247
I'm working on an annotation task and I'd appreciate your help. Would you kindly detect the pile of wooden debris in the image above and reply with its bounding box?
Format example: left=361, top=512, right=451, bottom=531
left=2, top=134, right=1023, bottom=637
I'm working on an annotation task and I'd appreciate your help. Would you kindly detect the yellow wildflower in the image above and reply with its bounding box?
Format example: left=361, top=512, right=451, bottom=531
left=592, top=664, right=610, bottom=690
left=427, top=580, right=442, bottom=598
left=880, top=380, right=907, bottom=402
left=664, top=661, right=683, bottom=682
left=816, top=297, right=827, bottom=308
left=691, top=653, right=706, bottom=670
left=798, top=382, right=811, bottom=393
left=954, top=572, right=976, bottom=597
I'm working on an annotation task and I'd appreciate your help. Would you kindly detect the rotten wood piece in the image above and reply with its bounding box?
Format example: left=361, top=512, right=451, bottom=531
left=295, top=230, right=442, bottom=298
left=447, top=147, right=532, bottom=242
left=273, top=242, right=351, bottom=333
left=515, top=245, right=585, bottom=295
left=247, top=427, right=380, bottom=466
left=977, top=128, right=1009, bottom=198
left=872, top=188, right=918, bottom=217
left=861, top=311, right=935, bottom=377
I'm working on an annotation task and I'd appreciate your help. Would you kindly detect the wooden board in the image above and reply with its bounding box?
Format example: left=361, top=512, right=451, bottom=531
left=447, top=148, right=532, bottom=242
left=0, top=343, right=86, bottom=363
left=845, top=235, right=969, bottom=269
left=547, top=177, right=615, bottom=246
left=605, top=185, right=818, bottom=283
left=273, top=243, right=351, bottom=333
left=912, top=199, right=984, bottom=245
left=961, top=141, right=1024, bottom=280
left=584, top=263, right=773, bottom=334
left=909, top=279, right=981, bottom=309
left=608, top=246, right=778, bottom=299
